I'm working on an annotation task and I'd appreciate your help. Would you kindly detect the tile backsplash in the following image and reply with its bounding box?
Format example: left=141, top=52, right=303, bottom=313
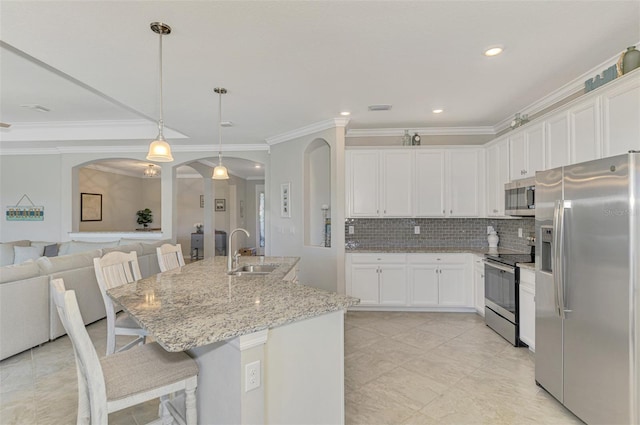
left=345, top=217, right=535, bottom=252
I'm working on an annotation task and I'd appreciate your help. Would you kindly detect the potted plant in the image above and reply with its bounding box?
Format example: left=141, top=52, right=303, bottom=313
left=136, top=208, right=153, bottom=229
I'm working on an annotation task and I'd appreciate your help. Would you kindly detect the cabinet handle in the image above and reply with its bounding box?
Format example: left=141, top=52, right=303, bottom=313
left=384, top=210, right=386, bottom=214
left=481, top=274, right=484, bottom=278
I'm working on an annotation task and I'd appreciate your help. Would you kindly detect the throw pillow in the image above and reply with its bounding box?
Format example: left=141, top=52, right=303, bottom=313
left=43, top=244, right=59, bottom=257
left=13, top=246, right=42, bottom=264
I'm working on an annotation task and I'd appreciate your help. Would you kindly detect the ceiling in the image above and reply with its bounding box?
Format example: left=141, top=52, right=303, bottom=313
left=1, top=1, right=639, bottom=153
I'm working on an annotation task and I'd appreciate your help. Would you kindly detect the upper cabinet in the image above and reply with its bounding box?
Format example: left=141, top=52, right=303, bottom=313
left=346, top=149, right=413, bottom=218
left=486, top=138, right=509, bottom=216
left=602, top=76, right=640, bottom=157
left=347, top=148, right=481, bottom=218
left=509, top=122, right=545, bottom=180
left=545, top=111, right=570, bottom=169
left=569, top=97, right=602, bottom=164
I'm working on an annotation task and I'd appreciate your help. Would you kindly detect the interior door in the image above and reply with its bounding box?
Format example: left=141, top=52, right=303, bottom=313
left=562, top=155, right=630, bottom=424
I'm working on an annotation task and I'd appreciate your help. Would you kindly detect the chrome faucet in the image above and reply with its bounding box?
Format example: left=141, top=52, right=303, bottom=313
left=227, top=228, right=250, bottom=272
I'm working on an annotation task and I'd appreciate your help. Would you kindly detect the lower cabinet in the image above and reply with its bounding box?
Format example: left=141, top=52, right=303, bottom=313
left=518, top=268, right=536, bottom=351
left=473, top=254, right=485, bottom=316
left=347, top=253, right=473, bottom=310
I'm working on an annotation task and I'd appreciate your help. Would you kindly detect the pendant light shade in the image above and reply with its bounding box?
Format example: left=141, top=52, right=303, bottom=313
left=146, top=22, right=174, bottom=162
left=212, top=87, right=230, bottom=180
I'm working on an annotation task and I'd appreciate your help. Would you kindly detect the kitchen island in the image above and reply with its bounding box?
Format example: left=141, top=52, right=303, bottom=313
left=108, top=256, right=358, bottom=424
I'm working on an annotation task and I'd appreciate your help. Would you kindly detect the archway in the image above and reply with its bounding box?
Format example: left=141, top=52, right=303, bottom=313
left=304, top=139, right=331, bottom=247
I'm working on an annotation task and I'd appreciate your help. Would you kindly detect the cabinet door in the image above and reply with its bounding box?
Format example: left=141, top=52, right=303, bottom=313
left=519, top=284, right=535, bottom=350
left=350, top=265, right=379, bottom=305
left=473, top=259, right=485, bottom=315
left=348, top=151, right=379, bottom=217
left=545, top=112, right=570, bottom=169
left=438, top=264, right=469, bottom=306
left=509, top=131, right=527, bottom=180
left=570, top=98, right=601, bottom=164
left=486, top=139, right=509, bottom=216
left=381, top=151, right=413, bottom=217
left=379, top=265, right=408, bottom=305
left=407, top=265, right=439, bottom=306
left=525, top=123, right=544, bottom=178
left=415, top=151, right=445, bottom=216
left=603, top=78, right=640, bottom=157
left=447, top=150, right=479, bottom=217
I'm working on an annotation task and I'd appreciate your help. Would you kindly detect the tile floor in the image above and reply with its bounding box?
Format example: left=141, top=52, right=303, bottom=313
left=0, top=311, right=582, bottom=424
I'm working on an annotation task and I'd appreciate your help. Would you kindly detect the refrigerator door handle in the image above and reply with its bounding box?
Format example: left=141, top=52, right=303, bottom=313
left=555, top=200, right=571, bottom=319
left=552, top=200, right=562, bottom=317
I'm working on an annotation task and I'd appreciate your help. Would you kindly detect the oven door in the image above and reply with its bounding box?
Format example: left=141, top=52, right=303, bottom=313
left=484, top=261, right=517, bottom=323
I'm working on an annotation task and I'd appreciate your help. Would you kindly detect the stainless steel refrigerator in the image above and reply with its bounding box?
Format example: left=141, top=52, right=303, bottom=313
left=535, top=152, right=639, bottom=425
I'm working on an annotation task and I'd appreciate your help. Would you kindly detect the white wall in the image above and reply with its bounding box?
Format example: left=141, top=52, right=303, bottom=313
left=269, top=124, right=346, bottom=293
left=0, top=154, right=62, bottom=242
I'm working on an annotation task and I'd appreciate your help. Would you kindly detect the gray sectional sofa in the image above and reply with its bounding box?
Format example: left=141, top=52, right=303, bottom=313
left=0, top=239, right=168, bottom=360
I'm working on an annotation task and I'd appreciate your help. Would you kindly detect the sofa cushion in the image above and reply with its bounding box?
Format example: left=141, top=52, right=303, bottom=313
left=0, top=240, right=30, bottom=267
left=30, top=241, right=57, bottom=256
left=36, top=249, right=102, bottom=274
left=140, top=240, right=171, bottom=256
left=0, top=260, right=41, bottom=284
left=58, top=240, right=119, bottom=256
left=13, top=246, right=42, bottom=264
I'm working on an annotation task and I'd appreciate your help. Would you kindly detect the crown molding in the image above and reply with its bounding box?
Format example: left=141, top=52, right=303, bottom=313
left=346, top=126, right=495, bottom=138
left=0, top=119, right=189, bottom=142
left=265, top=118, right=350, bottom=145
left=0, top=143, right=269, bottom=156
left=493, top=43, right=638, bottom=133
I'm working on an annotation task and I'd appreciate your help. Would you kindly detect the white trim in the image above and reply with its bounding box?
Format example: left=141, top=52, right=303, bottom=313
left=265, top=118, right=350, bottom=145
left=0, top=119, right=188, bottom=142
left=228, top=329, right=269, bottom=351
left=346, top=126, right=495, bottom=137
left=0, top=143, right=269, bottom=156
left=493, top=44, right=638, bottom=133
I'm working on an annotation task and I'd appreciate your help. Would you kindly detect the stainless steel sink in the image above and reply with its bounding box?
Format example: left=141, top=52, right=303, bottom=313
left=228, top=264, right=278, bottom=276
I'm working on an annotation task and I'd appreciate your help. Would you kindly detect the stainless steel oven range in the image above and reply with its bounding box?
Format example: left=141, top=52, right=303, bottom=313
left=484, top=252, right=533, bottom=346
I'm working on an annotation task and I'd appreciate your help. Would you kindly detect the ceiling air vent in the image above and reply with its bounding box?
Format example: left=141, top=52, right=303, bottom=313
left=368, top=104, right=392, bottom=111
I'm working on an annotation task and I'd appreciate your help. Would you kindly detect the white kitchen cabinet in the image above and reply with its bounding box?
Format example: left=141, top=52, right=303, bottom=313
left=519, top=268, right=535, bottom=351
left=509, top=123, right=545, bottom=180
left=545, top=111, right=570, bottom=169
left=447, top=150, right=481, bottom=217
left=380, top=151, right=414, bottom=217
left=602, top=76, right=640, bottom=157
left=347, top=150, right=379, bottom=217
left=473, top=255, right=485, bottom=316
left=415, top=151, right=446, bottom=217
left=346, top=254, right=407, bottom=306
left=346, top=150, right=413, bottom=217
left=569, top=97, right=601, bottom=164
left=407, top=254, right=472, bottom=308
left=485, top=138, right=510, bottom=216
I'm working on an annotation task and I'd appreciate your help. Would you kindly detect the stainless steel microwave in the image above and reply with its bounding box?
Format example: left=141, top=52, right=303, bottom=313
left=505, top=177, right=535, bottom=216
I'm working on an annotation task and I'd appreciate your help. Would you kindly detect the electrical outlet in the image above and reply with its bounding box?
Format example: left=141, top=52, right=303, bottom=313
left=245, top=360, right=261, bottom=392
left=414, top=226, right=420, bottom=235
left=348, top=225, right=355, bottom=234
left=518, top=228, right=523, bottom=238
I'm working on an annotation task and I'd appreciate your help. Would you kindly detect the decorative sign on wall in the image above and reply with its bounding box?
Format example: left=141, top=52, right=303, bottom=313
left=281, top=182, right=291, bottom=218
left=5, top=194, right=44, bottom=221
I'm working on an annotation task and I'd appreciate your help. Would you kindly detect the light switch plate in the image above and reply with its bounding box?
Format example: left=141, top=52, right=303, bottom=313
left=414, top=226, right=420, bottom=235
left=348, top=225, right=355, bottom=234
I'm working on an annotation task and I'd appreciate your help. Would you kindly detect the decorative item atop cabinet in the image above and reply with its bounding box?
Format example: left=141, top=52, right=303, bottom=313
left=622, top=45, right=640, bottom=75
left=401, top=130, right=412, bottom=146
left=411, top=133, right=421, bottom=146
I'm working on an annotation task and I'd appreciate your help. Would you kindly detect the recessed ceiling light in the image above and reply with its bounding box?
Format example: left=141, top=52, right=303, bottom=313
left=484, top=46, right=504, bottom=57
left=254, top=164, right=261, bottom=169
left=340, top=111, right=351, bottom=116
left=432, top=109, right=444, bottom=114
left=368, top=104, right=392, bottom=111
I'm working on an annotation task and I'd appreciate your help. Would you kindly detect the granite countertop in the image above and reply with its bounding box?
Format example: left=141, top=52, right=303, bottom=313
left=346, top=247, right=527, bottom=255
left=108, top=256, right=359, bottom=352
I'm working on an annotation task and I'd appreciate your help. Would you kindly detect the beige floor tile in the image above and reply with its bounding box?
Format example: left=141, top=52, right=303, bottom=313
left=346, top=386, right=416, bottom=425
left=345, top=352, right=399, bottom=388
left=392, top=327, right=449, bottom=352
left=360, top=366, right=441, bottom=411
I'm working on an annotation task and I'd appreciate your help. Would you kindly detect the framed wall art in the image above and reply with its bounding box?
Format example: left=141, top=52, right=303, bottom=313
left=215, top=198, right=226, bottom=212
left=280, top=182, right=291, bottom=218
left=81, top=193, right=102, bottom=222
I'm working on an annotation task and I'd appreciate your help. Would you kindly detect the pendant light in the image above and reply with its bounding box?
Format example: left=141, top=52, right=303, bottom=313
left=212, top=87, right=230, bottom=180
left=146, top=22, right=174, bottom=162
left=143, top=164, right=157, bottom=177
